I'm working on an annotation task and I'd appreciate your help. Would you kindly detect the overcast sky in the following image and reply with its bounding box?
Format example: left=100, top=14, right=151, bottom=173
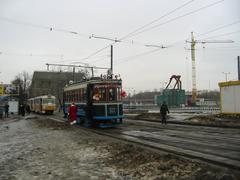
left=0, top=0, right=240, bottom=93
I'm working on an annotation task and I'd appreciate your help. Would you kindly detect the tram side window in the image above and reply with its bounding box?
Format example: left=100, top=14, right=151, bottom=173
left=70, top=91, right=72, bottom=102
left=73, top=90, right=76, bottom=102
left=79, top=89, right=82, bottom=102
left=109, top=88, right=116, bottom=101
left=83, top=88, right=87, bottom=101
left=117, top=87, right=122, bottom=101
left=65, top=92, right=69, bottom=102
left=78, top=90, right=80, bottom=101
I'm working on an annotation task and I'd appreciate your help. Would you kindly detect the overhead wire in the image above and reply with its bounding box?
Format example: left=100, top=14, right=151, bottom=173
left=0, top=0, right=228, bottom=65
left=0, top=51, right=62, bottom=58
left=124, top=0, right=225, bottom=39
left=0, top=16, right=90, bottom=38
left=195, top=20, right=240, bottom=38
left=0, top=16, right=166, bottom=61
left=81, top=0, right=225, bottom=65
left=120, top=0, right=195, bottom=40
left=76, top=0, right=196, bottom=63
left=202, top=30, right=240, bottom=40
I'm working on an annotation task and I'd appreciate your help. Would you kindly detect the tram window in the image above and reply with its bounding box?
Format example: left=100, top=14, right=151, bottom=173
left=109, top=88, right=116, bottom=101
left=43, top=98, right=55, bottom=104
left=99, top=88, right=106, bottom=101
left=117, top=87, right=122, bottom=101
left=78, top=89, right=80, bottom=102
left=83, top=88, right=87, bottom=101
left=80, top=88, right=83, bottom=102
left=66, top=92, right=68, bottom=102
left=74, top=90, right=76, bottom=102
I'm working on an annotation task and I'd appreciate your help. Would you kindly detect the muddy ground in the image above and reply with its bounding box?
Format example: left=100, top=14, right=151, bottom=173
left=0, top=116, right=239, bottom=180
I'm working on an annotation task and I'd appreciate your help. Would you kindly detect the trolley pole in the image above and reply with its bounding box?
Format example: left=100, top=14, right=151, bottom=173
left=111, top=45, right=113, bottom=75
left=72, top=67, right=75, bottom=82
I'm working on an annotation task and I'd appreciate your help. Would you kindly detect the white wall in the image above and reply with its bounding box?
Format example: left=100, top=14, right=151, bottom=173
left=221, top=85, right=240, bottom=114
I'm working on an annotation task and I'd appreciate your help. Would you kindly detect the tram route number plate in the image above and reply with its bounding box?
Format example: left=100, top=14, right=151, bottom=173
left=109, top=107, right=116, bottom=114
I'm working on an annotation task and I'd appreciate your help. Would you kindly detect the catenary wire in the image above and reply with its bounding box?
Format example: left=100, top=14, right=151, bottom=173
left=124, top=0, right=225, bottom=39
left=75, top=0, right=197, bottom=63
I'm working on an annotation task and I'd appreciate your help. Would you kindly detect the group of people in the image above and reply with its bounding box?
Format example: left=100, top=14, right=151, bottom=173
left=2, top=103, right=31, bottom=118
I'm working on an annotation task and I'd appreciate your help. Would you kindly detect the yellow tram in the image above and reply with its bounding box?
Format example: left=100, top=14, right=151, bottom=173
left=28, top=95, right=56, bottom=114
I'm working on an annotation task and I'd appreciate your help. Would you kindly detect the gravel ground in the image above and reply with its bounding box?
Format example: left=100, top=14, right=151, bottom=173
left=0, top=116, right=239, bottom=180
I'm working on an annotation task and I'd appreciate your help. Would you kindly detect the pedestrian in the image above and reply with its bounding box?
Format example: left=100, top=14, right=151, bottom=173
left=26, top=104, right=31, bottom=115
left=68, top=102, right=77, bottom=125
left=160, top=101, right=169, bottom=124
left=4, top=103, right=9, bottom=118
left=20, top=104, right=25, bottom=116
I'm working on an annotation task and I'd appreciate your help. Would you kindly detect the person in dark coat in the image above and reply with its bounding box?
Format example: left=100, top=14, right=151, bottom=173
left=160, top=101, right=169, bottom=124
left=20, top=104, right=25, bottom=116
left=4, top=103, right=9, bottom=118
left=26, top=104, right=31, bottom=115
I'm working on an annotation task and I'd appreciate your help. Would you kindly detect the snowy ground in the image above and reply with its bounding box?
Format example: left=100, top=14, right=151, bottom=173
left=0, top=115, right=239, bottom=180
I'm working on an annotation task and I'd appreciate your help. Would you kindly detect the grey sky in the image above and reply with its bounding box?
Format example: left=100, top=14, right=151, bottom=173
left=0, top=0, right=240, bottom=93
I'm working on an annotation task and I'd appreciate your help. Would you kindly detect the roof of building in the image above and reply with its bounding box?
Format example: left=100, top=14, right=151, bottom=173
left=218, top=80, right=240, bottom=87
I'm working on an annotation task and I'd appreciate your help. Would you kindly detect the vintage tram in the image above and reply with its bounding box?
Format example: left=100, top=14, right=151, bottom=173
left=28, top=95, right=56, bottom=114
left=63, top=76, right=124, bottom=128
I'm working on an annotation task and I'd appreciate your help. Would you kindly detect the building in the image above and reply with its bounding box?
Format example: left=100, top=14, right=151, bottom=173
left=29, top=71, right=85, bottom=107
left=218, top=81, right=240, bottom=114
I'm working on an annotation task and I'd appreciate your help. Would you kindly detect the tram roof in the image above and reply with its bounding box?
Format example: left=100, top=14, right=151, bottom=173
left=28, top=95, right=56, bottom=100
left=63, top=78, right=122, bottom=91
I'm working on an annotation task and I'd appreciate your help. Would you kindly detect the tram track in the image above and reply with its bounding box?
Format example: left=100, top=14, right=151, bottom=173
left=82, top=127, right=240, bottom=170
left=126, top=119, right=240, bottom=144
left=47, top=115, right=240, bottom=171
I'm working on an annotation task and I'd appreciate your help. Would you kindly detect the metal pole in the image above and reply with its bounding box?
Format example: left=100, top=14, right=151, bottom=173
left=111, top=45, right=113, bottom=75
left=238, top=56, right=240, bottom=80
left=91, top=67, right=94, bottom=77
left=222, top=72, right=230, bottom=82
left=72, top=67, right=75, bottom=81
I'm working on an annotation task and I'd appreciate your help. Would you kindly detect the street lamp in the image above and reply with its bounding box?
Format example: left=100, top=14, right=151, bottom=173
left=222, top=72, right=230, bottom=82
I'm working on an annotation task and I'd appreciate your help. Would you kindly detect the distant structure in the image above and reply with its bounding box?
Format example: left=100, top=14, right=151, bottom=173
left=29, top=71, right=85, bottom=107
left=155, top=75, right=186, bottom=107
left=218, top=81, right=240, bottom=114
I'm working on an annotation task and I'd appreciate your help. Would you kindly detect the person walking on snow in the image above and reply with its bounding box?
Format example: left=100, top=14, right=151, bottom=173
left=160, top=101, right=169, bottom=124
left=69, top=102, right=77, bottom=125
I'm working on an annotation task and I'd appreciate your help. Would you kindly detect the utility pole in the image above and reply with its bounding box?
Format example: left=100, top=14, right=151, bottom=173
left=187, top=32, right=233, bottom=106
left=72, top=67, right=75, bottom=81
left=238, top=56, right=240, bottom=80
left=222, top=72, right=230, bottom=82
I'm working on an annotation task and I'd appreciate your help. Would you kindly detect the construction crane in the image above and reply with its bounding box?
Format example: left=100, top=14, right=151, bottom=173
left=186, top=32, right=234, bottom=105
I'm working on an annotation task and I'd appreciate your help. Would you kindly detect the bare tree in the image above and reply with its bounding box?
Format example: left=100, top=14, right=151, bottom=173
left=12, top=71, right=32, bottom=104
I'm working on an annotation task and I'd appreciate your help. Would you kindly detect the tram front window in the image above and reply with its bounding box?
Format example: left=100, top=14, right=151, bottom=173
left=93, top=87, right=106, bottom=101
left=109, top=88, right=116, bottom=101
left=43, top=98, right=55, bottom=104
